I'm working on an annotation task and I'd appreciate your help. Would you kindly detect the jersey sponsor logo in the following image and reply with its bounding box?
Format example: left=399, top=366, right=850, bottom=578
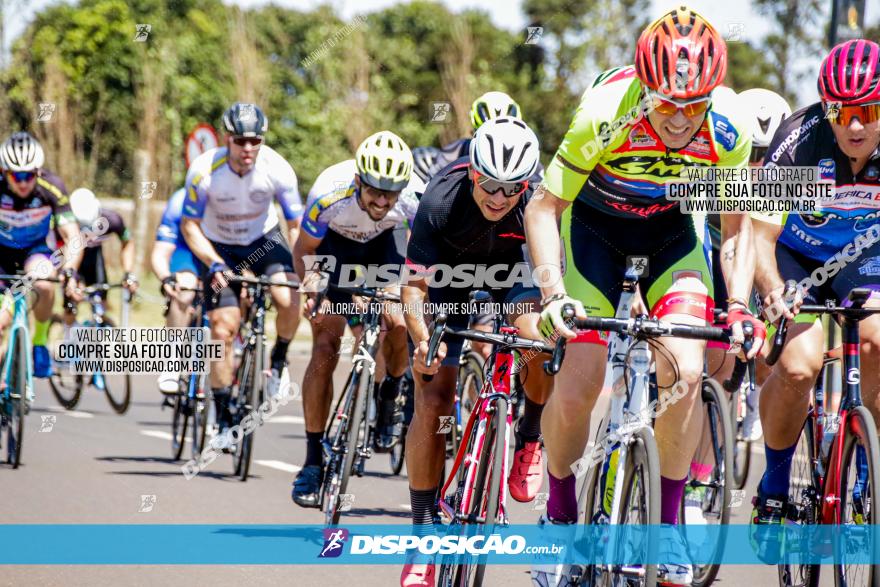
left=1, top=195, right=14, bottom=208
left=801, top=212, right=830, bottom=227
left=0, top=206, right=52, bottom=226
left=821, top=186, right=880, bottom=211
left=818, top=158, right=835, bottom=180
left=770, top=115, right=820, bottom=163
left=683, top=134, right=711, bottom=157
left=712, top=114, right=739, bottom=152
left=604, top=200, right=677, bottom=217
left=611, top=156, right=697, bottom=178
left=789, top=222, right=824, bottom=246
left=672, top=270, right=702, bottom=282
left=249, top=190, right=271, bottom=204
left=867, top=166, right=879, bottom=181
left=858, top=256, right=880, bottom=276
left=627, top=124, right=656, bottom=148
left=27, top=197, right=42, bottom=209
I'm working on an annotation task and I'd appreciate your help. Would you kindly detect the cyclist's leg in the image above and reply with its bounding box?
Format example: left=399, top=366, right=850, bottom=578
left=24, top=245, right=56, bottom=377
left=542, top=203, right=614, bottom=524
left=505, top=286, right=550, bottom=502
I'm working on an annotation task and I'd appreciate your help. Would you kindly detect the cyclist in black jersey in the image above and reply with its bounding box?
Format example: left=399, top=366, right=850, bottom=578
left=401, top=118, right=547, bottom=586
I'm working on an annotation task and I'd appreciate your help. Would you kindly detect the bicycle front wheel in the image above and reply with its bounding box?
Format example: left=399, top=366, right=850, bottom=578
left=104, top=373, right=132, bottom=414
left=834, top=405, right=880, bottom=587
left=682, top=378, right=734, bottom=587
left=324, top=368, right=369, bottom=526
left=445, top=396, right=508, bottom=587
left=191, top=375, right=211, bottom=460
left=170, top=389, right=189, bottom=461
left=47, top=317, right=83, bottom=410
left=234, top=341, right=263, bottom=482
left=730, top=382, right=753, bottom=490
left=7, top=328, right=28, bottom=468
left=779, top=414, right=820, bottom=587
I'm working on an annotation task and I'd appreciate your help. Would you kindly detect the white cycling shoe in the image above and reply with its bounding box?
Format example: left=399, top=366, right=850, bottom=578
left=657, top=524, right=693, bottom=586
left=267, top=365, right=291, bottom=400
left=530, top=515, right=582, bottom=586
left=157, top=372, right=180, bottom=395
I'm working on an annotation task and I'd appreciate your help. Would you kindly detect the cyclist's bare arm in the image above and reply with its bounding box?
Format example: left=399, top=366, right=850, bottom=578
left=401, top=277, right=430, bottom=344
left=292, top=231, right=322, bottom=285
left=524, top=184, right=570, bottom=300
left=57, top=222, right=84, bottom=272
left=180, top=217, right=224, bottom=267
left=753, top=218, right=798, bottom=319
left=150, top=241, right=174, bottom=282
left=719, top=213, right=756, bottom=304
left=120, top=238, right=136, bottom=274
left=286, top=217, right=301, bottom=253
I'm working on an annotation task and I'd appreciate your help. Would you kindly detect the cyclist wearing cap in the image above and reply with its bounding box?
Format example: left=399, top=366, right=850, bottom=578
left=526, top=7, right=761, bottom=585
left=291, top=130, right=425, bottom=508
left=0, top=132, right=83, bottom=378
left=400, top=117, right=549, bottom=586
left=750, top=39, right=880, bottom=557
left=152, top=187, right=202, bottom=395
left=181, top=102, right=303, bottom=440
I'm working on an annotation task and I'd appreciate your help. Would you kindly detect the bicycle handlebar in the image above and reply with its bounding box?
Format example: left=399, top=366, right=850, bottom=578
left=421, top=312, right=568, bottom=383
left=571, top=316, right=737, bottom=343
left=224, top=274, right=301, bottom=289
left=0, top=274, right=63, bottom=283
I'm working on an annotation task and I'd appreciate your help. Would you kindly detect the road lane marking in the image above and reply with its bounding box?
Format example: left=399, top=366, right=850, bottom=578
left=255, top=460, right=301, bottom=473
left=45, top=406, right=94, bottom=418
left=141, top=430, right=174, bottom=441
left=265, top=415, right=304, bottom=425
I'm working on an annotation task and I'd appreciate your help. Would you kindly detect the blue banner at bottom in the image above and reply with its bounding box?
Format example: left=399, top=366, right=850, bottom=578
left=2, top=524, right=880, bottom=565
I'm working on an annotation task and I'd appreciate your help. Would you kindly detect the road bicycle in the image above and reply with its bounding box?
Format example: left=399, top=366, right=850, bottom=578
left=220, top=274, right=300, bottom=481
left=424, top=300, right=566, bottom=586
left=765, top=286, right=880, bottom=587
left=312, top=282, right=400, bottom=525
left=572, top=266, right=749, bottom=587
left=48, top=282, right=132, bottom=414
left=166, top=281, right=213, bottom=461
left=0, top=274, right=60, bottom=468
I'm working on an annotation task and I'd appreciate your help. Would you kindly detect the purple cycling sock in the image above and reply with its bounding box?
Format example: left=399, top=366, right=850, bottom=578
left=660, top=476, right=687, bottom=525
left=547, top=471, right=578, bottom=523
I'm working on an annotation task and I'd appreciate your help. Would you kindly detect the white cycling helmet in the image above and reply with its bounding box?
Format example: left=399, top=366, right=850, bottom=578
left=0, top=132, right=45, bottom=172
left=739, top=88, right=792, bottom=148
left=469, top=117, right=540, bottom=183
left=470, top=91, right=522, bottom=130
left=356, top=130, right=414, bottom=192
left=70, top=188, right=101, bottom=226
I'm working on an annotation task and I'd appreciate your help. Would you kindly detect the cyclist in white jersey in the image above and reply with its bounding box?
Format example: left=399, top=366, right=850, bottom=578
left=291, top=131, right=424, bottom=508
left=181, top=103, right=303, bottom=438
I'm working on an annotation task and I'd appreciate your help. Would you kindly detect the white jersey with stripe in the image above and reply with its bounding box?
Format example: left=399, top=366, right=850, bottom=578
left=302, top=159, right=424, bottom=243
left=182, top=145, right=302, bottom=246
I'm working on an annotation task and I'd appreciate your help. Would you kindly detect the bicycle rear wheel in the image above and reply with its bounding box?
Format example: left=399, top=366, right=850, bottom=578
left=191, top=374, right=211, bottom=460
left=95, top=318, right=130, bottom=414
left=834, top=405, right=880, bottom=587
left=779, top=414, right=821, bottom=587
left=730, top=382, right=753, bottom=490
left=681, top=378, right=734, bottom=587
left=6, top=329, right=28, bottom=468
left=47, top=317, right=83, bottom=410
left=324, top=368, right=369, bottom=526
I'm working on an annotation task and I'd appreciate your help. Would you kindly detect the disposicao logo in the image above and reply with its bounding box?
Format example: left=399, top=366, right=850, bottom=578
left=319, top=528, right=349, bottom=558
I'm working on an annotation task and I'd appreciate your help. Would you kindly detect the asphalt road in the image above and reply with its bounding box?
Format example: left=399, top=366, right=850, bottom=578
left=0, top=342, right=836, bottom=586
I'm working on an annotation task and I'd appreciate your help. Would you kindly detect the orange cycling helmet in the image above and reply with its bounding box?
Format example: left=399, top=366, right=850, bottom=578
left=635, top=6, right=727, bottom=100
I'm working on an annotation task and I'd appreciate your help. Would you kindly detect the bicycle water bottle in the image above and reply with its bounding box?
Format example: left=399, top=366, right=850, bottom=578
left=599, top=370, right=626, bottom=518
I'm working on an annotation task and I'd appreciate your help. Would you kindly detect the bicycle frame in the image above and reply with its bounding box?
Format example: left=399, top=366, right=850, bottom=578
left=3, top=295, right=33, bottom=403
left=439, top=327, right=514, bottom=524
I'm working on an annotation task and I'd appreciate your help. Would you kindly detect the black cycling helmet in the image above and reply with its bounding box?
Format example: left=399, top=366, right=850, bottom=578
left=222, top=103, right=268, bottom=137
left=411, top=146, right=441, bottom=183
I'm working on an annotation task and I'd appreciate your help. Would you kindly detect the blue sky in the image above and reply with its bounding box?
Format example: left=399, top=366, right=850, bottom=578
left=10, top=0, right=879, bottom=106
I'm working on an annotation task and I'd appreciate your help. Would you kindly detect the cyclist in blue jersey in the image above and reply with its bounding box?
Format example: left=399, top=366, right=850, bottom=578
left=750, top=39, right=880, bottom=557
left=152, top=187, right=203, bottom=394
left=0, top=132, right=83, bottom=378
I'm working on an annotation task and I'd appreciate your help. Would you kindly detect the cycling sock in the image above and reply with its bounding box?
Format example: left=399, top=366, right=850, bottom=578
left=270, top=338, right=290, bottom=370
left=409, top=487, right=437, bottom=527
left=305, top=431, right=323, bottom=467
left=690, top=461, right=713, bottom=481
left=761, top=443, right=797, bottom=496
left=547, top=471, right=578, bottom=523
left=517, top=396, right=544, bottom=442
left=660, top=475, right=687, bottom=525
left=33, top=319, right=49, bottom=346
left=212, top=386, right=232, bottom=426
left=379, top=374, right=403, bottom=401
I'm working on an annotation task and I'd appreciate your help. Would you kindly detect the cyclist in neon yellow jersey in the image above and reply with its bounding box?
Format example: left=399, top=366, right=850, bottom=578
left=527, top=6, right=764, bottom=585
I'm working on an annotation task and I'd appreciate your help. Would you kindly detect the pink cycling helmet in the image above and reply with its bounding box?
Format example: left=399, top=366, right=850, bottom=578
left=818, top=39, right=880, bottom=105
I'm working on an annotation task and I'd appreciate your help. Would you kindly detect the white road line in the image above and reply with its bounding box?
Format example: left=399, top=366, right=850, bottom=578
left=265, top=415, right=304, bottom=425
left=45, top=406, right=94, bottom=418
left=255, top=460, right=301, bottom=473
left=400, top=504, right=412, bottom=511
left=141, top=429, right=174, bottom=441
